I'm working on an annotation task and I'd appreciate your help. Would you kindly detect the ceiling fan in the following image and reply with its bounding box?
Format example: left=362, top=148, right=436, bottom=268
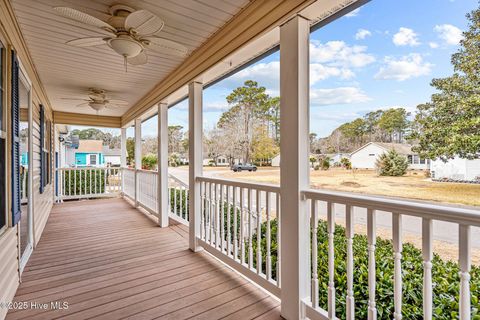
left=53, top=4, right=188, bottom=70
left=62, top=88, right=129, bottom=112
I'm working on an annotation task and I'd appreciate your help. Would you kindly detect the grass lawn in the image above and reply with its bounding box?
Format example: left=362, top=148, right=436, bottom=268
left=220, top=167, right=480, bottom=207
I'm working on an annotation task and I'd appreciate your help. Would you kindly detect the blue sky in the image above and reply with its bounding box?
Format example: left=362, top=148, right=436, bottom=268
left=132, top=0, right=477, bottom=139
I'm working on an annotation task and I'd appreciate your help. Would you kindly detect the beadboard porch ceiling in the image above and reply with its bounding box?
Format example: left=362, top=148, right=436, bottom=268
left=10, top=0, right=250, bottom=117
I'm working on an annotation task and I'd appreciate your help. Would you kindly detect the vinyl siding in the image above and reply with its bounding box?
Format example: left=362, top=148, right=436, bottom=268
left=0, top=227, right=20, bottom=320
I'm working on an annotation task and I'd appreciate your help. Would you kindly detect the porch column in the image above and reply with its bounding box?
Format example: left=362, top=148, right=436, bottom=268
left=279, top=15, right=311, bottom=320
left=157, top=102, right=169, bottom=227
left=120, top=127, right=127, bottom=167
left=134, top=118, right=142, bottom=207
left=120, top=127, right=127, bottom=195
left=188, top=81, right=203, bottom=252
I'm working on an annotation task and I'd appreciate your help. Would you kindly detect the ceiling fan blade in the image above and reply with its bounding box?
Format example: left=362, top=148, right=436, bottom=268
left=127, top=51, right=148, bottom=65
left=104, top=104, right=125, bottom=109
left=60, top=98, right=90, bottom=101
left=125, top=10, right=164, bottom=36
left=108, top=99, right=129, bottom=105
left=143, top=37, right=188, bottom=57
left=54, top=7, right=115, bottom=33
left=76, top=102, right=90, bottom=107
left=66, top=37, right=108, bottom=47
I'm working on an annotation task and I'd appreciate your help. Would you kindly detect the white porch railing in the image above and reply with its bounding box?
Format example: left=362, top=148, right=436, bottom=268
left=196, top=176, right=281, bottom=297
left=302, top=188, right=479, bottom=320
left=121, top=168, right=189, bottom=223
left=57, top=167, right=121, bottom=201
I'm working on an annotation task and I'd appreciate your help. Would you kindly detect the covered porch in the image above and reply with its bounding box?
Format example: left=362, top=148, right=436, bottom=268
left=7, top=197, right=280, bottom=320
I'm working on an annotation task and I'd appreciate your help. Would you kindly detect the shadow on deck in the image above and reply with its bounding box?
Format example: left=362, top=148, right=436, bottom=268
left=7, top=198, right=281, bottom=320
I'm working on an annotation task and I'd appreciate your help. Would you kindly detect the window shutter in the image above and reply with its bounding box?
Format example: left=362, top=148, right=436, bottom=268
left=11, top=51, right=21, bottom=225
left=39, top=104, right=45, bottom=193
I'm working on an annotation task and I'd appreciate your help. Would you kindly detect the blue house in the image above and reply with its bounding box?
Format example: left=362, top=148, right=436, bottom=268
left=66, top=140, right=105, bottom=167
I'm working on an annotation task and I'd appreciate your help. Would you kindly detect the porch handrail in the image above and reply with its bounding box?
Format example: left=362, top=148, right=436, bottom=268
left=302, top=187, right=480, bottom=320
left=302, top=189, right=480, bottom=227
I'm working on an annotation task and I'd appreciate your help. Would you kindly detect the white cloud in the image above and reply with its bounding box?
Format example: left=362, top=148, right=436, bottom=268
left=310, top=40, right=375, bottom=68
left=310, top=87, right=371, bottom=106
left=429, top=42, right=439, bottom=48
left=355, top=29, right=372, bottom=40
left=393, top=27, right=420, bottom=46
left=434, top=24, right=463, bottom=45
left=310, top=64, right=354, bottom=84
left=345, top=8, right=360, bottom=17
left=232, top=61, right=279, bottom=88
left=374, top=53, right=433, bottom=81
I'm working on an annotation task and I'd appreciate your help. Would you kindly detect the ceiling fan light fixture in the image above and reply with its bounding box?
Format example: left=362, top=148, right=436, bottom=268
left=88, top=101, right=105, bottom=111
left=109, top=36, right=143, bottom=58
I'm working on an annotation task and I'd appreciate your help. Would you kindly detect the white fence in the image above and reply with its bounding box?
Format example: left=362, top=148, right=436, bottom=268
left=196, top=176, right=281, bottom=296
left=302, top=188, right=479, bottom=320
left=57, top=167, right=121, bottom=201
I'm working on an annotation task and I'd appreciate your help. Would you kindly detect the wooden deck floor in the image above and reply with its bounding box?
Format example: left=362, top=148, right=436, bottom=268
left=7, top=198, right=281, bottom=320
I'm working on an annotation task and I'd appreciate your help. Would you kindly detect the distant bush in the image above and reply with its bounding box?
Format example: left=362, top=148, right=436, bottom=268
left=321, top=158, right=331, bottom=170
left=341, top=157, right=352, bottom=170
left=142, top=154, right=157, bottom=170
left=375, top=150, right=408, bottom=176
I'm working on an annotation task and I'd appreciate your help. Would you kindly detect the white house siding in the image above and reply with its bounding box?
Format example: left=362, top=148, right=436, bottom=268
left=105, top=155, right=121, bottom=166
left=271, top=155, right=280, bottom=167
left=350, top=144, right=384, bottom=169
left=431, top=157, right=480, bottom=181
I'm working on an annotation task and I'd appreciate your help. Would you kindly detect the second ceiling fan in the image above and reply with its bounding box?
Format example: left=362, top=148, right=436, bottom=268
left=54, top=4, right=188, bottom=69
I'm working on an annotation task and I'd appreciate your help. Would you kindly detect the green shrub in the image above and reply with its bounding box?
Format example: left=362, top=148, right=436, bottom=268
left=341, top=157, right=352, bottom=170
left=251, top=219, right=479, bottom=319
left=142, top=154, right=157, bottom=170
left=321, top=158, right=331, bottom=170
left=62, top=169, right=105, bottom=196
left=169, top=187, right=189, bottom=220
left=376, top=150, right=408, bottom=176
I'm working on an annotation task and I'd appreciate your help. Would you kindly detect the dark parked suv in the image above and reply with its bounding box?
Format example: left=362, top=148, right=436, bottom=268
left=231, top=163, right=257, bottom=172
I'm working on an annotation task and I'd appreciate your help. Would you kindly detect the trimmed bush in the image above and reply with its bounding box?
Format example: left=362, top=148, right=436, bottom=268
left=251, top=219, right=479, bottom=319
left=62, top=170, right=105, bottom=196
left=169, top=187, right=189, bottom=220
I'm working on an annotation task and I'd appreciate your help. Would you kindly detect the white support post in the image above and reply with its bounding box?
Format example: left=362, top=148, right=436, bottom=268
left=157, top=102, right=169, bottom=227
left=279, top=15, right=311, bottom=320
left=134, top=118, right=142, bottom=207
left=120, top=127, right=127, bottom=195
left=189, top=81, right=203, bottom=252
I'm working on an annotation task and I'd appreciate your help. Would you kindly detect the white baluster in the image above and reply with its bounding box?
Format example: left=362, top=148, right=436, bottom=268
left=240, top=187, right=245, bottom=265
left=459, top=224, right=471, bottom=320
left=220, top=184, right=226, bottom=252
left=311, top=199, right=319, bottom=309
left=200, top=181, right=204, bottom=240
left=210, top=183, right=215, bottom=246
left=266, top=191, right=272, bottom=280
left=104, top=168, right=107, bottom=194
left=233, top=186, right=238, bottom=260
left=422, top=218, right=432, bottom=319
left=346, top=204, right=355, bottom=320
left=393, top=213, right=403, bottom=320
left=248, top=188, right=253, bottom=269
left=367, top=208, right=377, bottom=320
left=276, top=193, right=281, bottom=286
left=227, top=185, right=231, bottom=256
left=327, top=202, right=336, bottom=319
left=74, top=169, right=77, bottom=196
left=215, top=183, right=220, bottom=249
left=256, top=189, right=262, bottom=274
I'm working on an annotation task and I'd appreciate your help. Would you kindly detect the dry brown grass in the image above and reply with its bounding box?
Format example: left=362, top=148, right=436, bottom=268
left=220, top=167, right=480, bottom=207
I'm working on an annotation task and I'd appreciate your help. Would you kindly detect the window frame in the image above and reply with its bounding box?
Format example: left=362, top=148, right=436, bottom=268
left=0, top=40, right=6, bottom=234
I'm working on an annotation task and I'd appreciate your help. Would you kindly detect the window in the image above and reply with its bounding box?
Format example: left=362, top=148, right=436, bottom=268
left=89, top=154, right=97, bottom=165
left=39, top=106, right=51, bottom=193
left=0, top=42, right=5, bottom=230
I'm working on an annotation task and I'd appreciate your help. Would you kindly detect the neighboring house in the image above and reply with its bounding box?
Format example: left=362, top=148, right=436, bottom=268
left=350, top=142, right=429, bottom=170
left=64, top=140, right=105, bottom=167
left=326, top=153, right=350, bottom=165
left=103, top=146, right=121, bottom=167
left=430, top=157, right=480, bottom=181
left=271, top=154, right=280, bottom=167
left=203, top=155, right=230, bottom=166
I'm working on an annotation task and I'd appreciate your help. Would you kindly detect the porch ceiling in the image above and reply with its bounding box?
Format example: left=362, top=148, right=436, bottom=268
left=10, top=0, right=250, bottom=117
